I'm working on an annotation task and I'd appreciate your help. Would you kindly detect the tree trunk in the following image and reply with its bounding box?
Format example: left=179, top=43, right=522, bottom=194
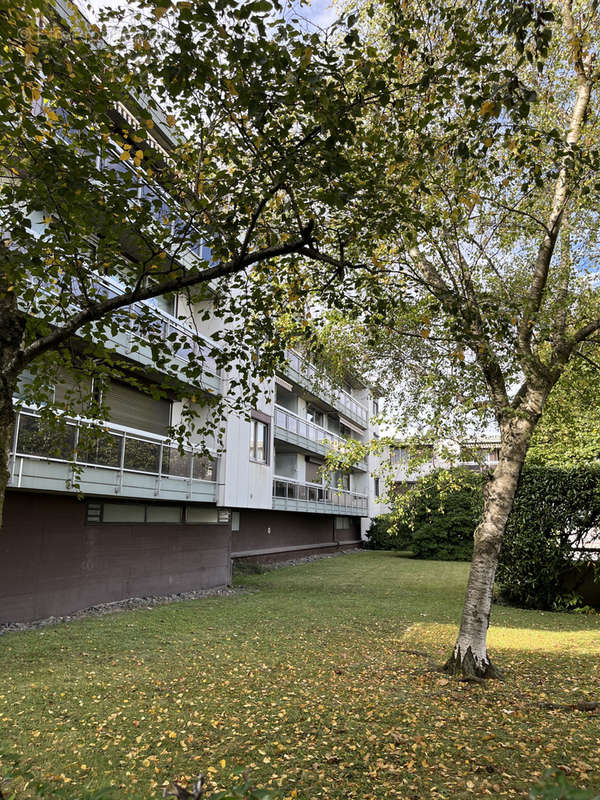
left=0, top=384, right=15, bottom=527
left=443, top=411, right=541, bottom=679
left=0, top=280, right=25, bottom=528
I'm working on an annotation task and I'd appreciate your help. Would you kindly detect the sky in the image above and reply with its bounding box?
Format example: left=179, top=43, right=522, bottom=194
left=87, top=0, right=341, bottom=29
left=292, top=0, right=339, bottom=29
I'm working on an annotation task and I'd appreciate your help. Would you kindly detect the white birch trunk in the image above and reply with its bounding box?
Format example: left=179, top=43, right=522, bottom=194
left=444, top=405, right=543, bottom=678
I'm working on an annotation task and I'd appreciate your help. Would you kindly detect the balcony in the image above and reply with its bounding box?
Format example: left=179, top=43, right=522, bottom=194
left=24, top=272, right=221, bottom=394
left=274, top=406, right=367, bottom=470
left=88, top=274, right=221, bottom=394
left=9, top=407, right=217, bottom=504
left=272, top=476, right=368, bottom=516
left=282, top=351, right=368, bottom=429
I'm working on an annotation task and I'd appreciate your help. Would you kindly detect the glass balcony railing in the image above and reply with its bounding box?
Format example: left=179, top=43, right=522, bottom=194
left=274, top=405, right=345, bottom=447
left=272, top=476, right=368, bottom=513
left=100, top=151, right=214, bottom=267
left=10, top=407, right=217, bottom=485
left=283, top=351, right=368, bottom=427
left=26, top=271, right=220, bottom=385
left=88, top=273, right=219, bottom=375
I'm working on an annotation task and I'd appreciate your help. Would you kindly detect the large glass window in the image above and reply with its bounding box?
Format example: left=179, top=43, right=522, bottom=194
left=390, top=446, right=409, bottom=465
left=250, top=419, right=268, bottom=463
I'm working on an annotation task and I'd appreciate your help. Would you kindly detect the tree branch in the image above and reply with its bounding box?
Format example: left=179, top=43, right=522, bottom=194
left=518, top=2, right=594, bottom=361
left=15, top=231, right=315, bottom=372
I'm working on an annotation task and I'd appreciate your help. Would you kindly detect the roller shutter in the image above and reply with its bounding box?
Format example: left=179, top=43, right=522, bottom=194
left=104, top=381, right=171, bottom=435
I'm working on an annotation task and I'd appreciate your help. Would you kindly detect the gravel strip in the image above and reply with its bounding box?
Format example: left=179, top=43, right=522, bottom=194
left=242, top=547, right=363, bottom=569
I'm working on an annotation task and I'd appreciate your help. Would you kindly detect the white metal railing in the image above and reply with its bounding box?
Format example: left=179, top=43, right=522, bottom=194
left=273, top=475, right=368, bottom=512
left=284, top=350, right=368, bottom=425
left=10, top=407, right=217, bottom=488
left=274, top=405, right=346, bottom=447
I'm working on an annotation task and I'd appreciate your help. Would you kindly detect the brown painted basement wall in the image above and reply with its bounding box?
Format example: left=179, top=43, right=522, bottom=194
left=0, top=491, right=231, bottom=623
left=231, top=509, right=361, bottom=560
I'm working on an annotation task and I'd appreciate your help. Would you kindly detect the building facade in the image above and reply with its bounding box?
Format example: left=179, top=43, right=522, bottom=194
left=0, top=1, right=384, bottom=623
left=2, top=332, right=378, bottom=622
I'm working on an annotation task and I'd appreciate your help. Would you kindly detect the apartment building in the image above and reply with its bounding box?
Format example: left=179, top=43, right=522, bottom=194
left=0, top=23, right=379, bottom=622
left=387, top=436, right=502, bottom=493
left=2, top=339, right=378, bottom=623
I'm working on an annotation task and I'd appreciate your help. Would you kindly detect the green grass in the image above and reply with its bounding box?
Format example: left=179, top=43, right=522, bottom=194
left=1, top=551, right=599, bottom=799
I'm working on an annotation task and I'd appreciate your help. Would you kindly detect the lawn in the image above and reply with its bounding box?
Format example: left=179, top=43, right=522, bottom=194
left=1, top=551, right=599, bottom=799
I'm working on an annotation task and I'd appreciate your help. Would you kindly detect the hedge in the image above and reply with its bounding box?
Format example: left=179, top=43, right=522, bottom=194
left=366, top=468, right=484, bottom=561
left=498, top=465, right=600, bottom=611
left=368, top=464, right=600, bottom=611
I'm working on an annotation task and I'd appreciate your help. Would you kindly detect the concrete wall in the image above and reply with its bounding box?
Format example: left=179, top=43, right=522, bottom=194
left=231, top=508, right=361, bottom=558
left=0, top=491, right=232, bottom=623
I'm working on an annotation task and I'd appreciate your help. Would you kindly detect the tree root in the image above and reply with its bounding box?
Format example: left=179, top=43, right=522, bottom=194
left=442, top=646, right=504, bottom=681
left=538, top=701, right=600, bottom=712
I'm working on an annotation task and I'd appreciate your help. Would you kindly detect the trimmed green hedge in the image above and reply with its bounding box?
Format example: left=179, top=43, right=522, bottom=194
left=368, top=464, right=600, bottom=611
left=498, top=466, right=600, bottom=611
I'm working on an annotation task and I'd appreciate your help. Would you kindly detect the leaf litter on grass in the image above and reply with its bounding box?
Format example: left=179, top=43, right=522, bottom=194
left=1, top=552, right=599, bottom=799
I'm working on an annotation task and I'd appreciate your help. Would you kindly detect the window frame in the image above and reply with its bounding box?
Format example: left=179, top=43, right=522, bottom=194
left=249, top=411, right=270, bottom=465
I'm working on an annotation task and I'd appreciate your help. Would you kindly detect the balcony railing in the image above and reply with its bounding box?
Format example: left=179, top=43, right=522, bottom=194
left=25, top=270, right=220, bottom=392
left=283, top=350, right=368, bottom=427
left=274, top=405, right=367, bottom=470
left=100, top=151, right=215, bottom=268
left=9, top=407, right=217, bottom=500
left=274, top=405, right=345, bottom=446
left=273, top=476, right=368, bottom=513
left=89, top=273, right=219, bottom=376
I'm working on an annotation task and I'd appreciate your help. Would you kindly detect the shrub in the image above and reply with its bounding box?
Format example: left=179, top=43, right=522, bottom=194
left=367, top=469, right=485, bottom=560
left=498, top=466, right=600, bottom=611
left=400, top=468, right=484, bottom=561
left=364, top=513, right=412, bottom=550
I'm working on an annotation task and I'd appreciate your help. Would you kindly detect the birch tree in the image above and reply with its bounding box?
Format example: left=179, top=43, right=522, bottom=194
left=313, top=0, right=600, bottom=678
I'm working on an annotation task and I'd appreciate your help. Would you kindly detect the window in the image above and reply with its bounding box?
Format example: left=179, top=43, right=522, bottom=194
left=186, top=506, right=219, bottom=524
left=340, top=472, right=350, bottom=491
left=391, top=446, right=409, bottom=465
left=86, top=501, right=225, bottom=524
left=250, top=419, right=269, bottom=463
left=335, top=516, right=350, bottom=530
left=102, top=503, right=146, bottom=523
left=374, top=477, right=380, bottom=497
left=148, top=292, right=176, bottom=316
left=373, top=398, right=379, bottom=415
left=146, top=505, right=182, bottom=523
left=306, top=406, right=323, bottom=427
left=305, top=457, right=324, bottom=484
